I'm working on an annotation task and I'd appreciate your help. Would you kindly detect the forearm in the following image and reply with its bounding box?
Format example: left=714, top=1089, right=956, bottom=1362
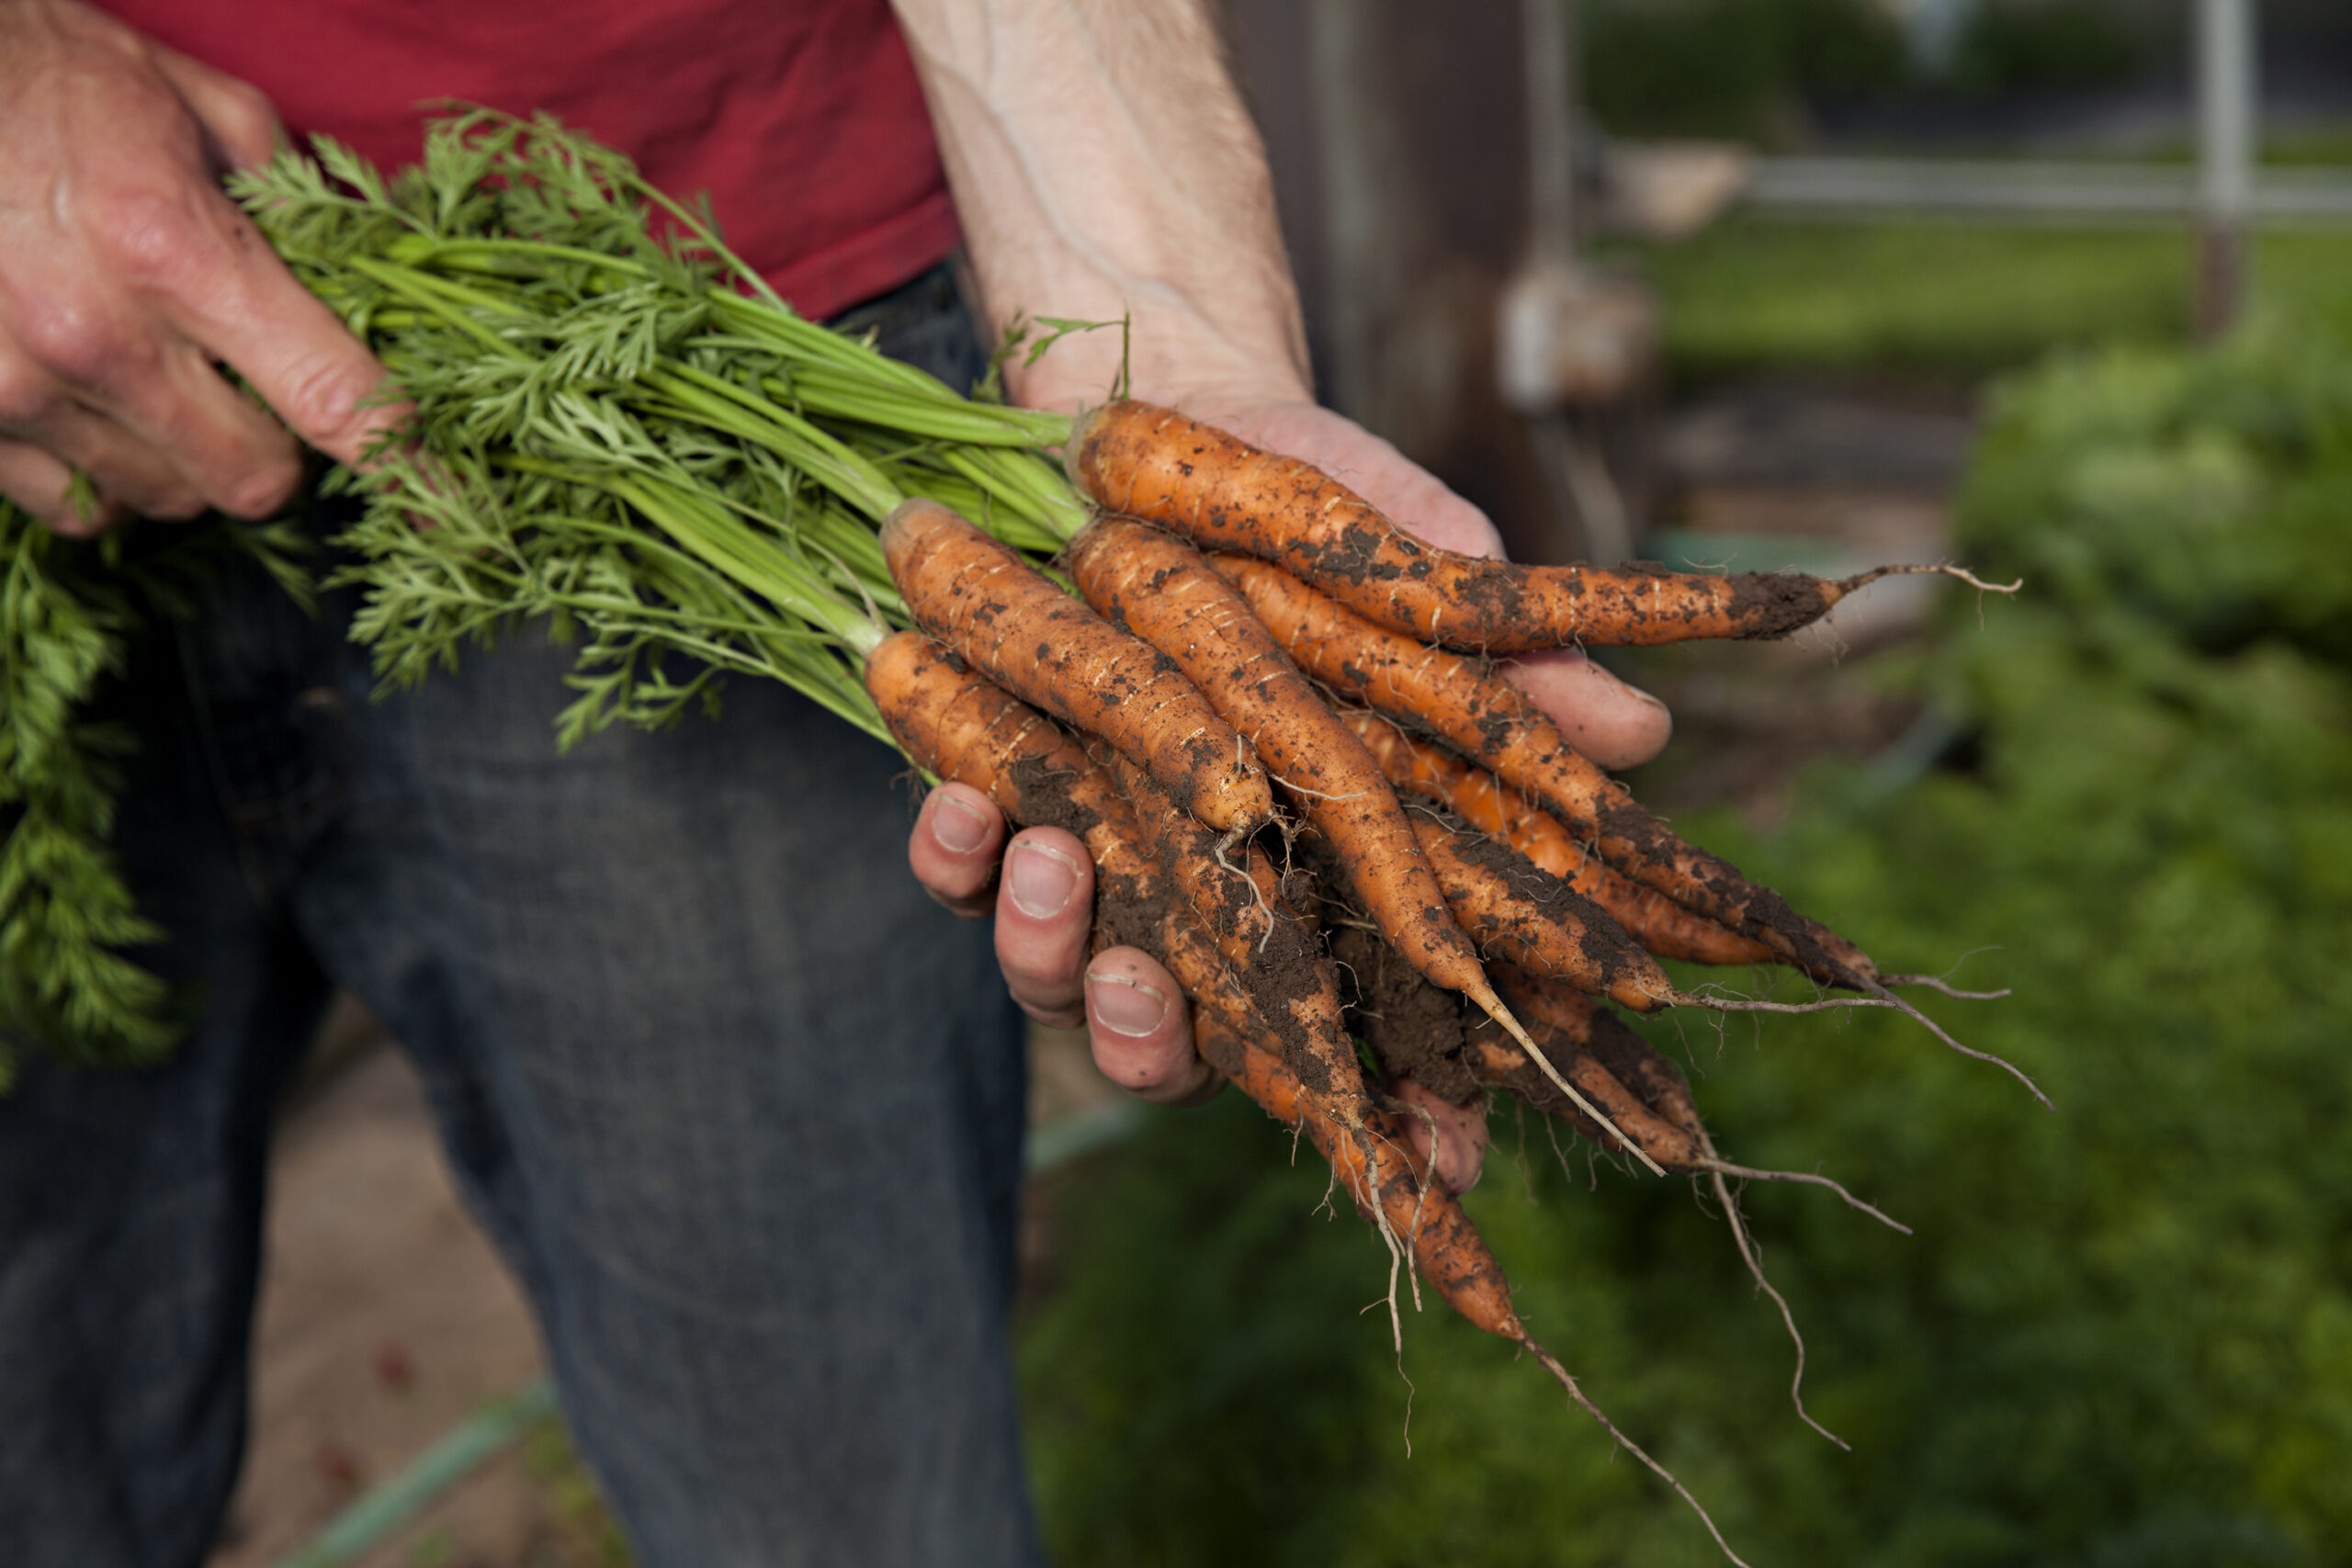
left=888, top=0, right=1309, bottom=412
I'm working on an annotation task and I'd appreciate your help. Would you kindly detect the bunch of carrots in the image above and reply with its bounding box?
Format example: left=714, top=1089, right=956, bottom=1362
left=1, top=115, right=2028, bottom=1562
left=866, top=403, right=2021, bottom=1564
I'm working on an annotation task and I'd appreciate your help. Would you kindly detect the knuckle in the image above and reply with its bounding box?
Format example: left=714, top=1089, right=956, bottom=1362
left=922, top=882, right=994, bottom=920
left=1019, top=997, right=1086, bottom=1031
left=6, top=472, right=116, bottom=536
left=141, top=485, right=210, bottom=523
left=10, top=296, right=125, bottom=388
left=84, top=185, right=215, bottom=293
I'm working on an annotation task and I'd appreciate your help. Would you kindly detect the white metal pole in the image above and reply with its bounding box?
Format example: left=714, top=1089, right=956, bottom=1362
left=1523, top=0, right=1577, bottom=266
left=2196, top=0, right=2257, bottom=337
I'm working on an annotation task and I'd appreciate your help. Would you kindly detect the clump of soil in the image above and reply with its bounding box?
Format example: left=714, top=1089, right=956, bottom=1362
left=1326, top=921, right=1478, bottom=1105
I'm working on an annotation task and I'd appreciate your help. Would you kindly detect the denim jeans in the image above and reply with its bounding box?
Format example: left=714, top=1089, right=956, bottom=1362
left=0, top=265, right=1041, bottom=1568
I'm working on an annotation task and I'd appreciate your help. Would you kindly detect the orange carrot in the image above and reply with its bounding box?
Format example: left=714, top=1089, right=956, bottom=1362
left=866, top=629, right=1387, bottom=1124
left=866, top=630, right=1117, bottom=839
left=1214, top=551, right=1874, bottom=986
left=1494, top=963, right=1911, bottom=1227
left=1483, top=970, right=1895, bottom=1450
left=1406, top=813, right=1673, bottom=1012
left=865, top=629, right=1169, bottom=947
left=1067, top=513, right=1543, bottom=1059
left=878, top=499, right=1271, bottom=835
left=1411, top=815, right=1897, bottom=1041
left=1488, top=969, right=1707, bottom=1139
left=1344, top=710, right=1779, bottom=969
left=1069, top=400, right=2006, bottom=651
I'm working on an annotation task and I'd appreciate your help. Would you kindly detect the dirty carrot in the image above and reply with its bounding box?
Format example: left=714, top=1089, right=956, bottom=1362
left=1493, top=964, right=1910, bottom=1230
left=1461, top=1014, right=1702, bottom=1170
left=1214, top=551, right=1875, bottom=986
left=1411, top=814, right=1904, bottom=1033
left=878, top=499, right=1271, bottom=835
left=1069, top=399, right=2011, bottom=651
left=1345, top=709, right=1779, bottom=969
left=1193, top=1010, right=1518, bottom=1336
left=1406, top=811, right=1671, bottom=1012
left=1067, top=513, right=1546, bottom=1062
left=1480, top=972, right=1886, bottom=1448
left=862, top=629, right=1173, bottom=953
left=867, top=626, right=1392, bottom=1157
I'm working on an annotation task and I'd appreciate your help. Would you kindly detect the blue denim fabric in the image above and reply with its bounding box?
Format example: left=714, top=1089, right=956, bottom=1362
left=0, top=265, right=1041, bottom=1568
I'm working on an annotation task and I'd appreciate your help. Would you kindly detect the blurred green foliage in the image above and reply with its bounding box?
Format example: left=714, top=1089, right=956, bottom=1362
left=1944, top=2, right=2140, bottom=100
left=1020, top=314, right=2352, bottom=1560
left=1962, top=318, right=2352, bottom=666
left=1623, top=223, right=2352, bottom=387
left=1582, top=0, right=2139, bottom=144
left=1584, top=0, right=1908, bottom=142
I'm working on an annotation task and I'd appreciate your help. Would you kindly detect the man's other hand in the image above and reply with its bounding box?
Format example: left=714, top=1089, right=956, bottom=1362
left=0, top=0, right=397, bottom=534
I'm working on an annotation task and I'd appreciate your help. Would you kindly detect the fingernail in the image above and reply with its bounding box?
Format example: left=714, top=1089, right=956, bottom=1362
left=1008, top=841, right=1079, bottom=918
left=1087, top=972, right=1169, bottom=1038
left=1588, top=657, right=1668, bottom=713
left=933, top=794, right=989, bottom=854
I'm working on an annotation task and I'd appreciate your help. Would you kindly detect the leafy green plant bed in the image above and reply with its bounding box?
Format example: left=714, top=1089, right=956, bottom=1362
left=1621, top=221, right=2352, bottom=389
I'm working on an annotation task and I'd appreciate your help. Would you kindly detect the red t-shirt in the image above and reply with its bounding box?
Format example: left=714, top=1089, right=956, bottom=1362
left=100, top=0, right=959, bottom=320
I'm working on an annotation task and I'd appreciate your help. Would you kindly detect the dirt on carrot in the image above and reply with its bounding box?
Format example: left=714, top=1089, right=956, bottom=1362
left=880, top=500, right=1272, bottom=834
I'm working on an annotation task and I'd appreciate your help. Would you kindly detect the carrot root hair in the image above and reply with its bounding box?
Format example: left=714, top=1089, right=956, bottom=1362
left=1697, top=1158, right=1912, bottom=1235
left=1863, top=979, right=2051, bottom=1110
left=1658, top=987, right=1901, bottom=1017
left=1834, top=562, right=2022, bottom=598
left=1702, top=1160, right=1849, bottom=1451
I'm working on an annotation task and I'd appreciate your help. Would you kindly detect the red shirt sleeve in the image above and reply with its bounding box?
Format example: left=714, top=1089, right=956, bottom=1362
left=100, top=0, right=960, bottom=320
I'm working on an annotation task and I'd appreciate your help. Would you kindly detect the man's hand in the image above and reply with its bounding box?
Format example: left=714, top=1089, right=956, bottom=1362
left=0, top=0, right=395, bottom=534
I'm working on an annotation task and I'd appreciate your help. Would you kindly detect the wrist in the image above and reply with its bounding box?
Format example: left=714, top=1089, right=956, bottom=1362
left=996, top=284, right=1310, bottom=419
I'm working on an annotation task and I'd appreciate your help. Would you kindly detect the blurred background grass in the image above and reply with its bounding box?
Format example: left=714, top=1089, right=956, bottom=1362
left=1629, top=222, right=2352, bottom=386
